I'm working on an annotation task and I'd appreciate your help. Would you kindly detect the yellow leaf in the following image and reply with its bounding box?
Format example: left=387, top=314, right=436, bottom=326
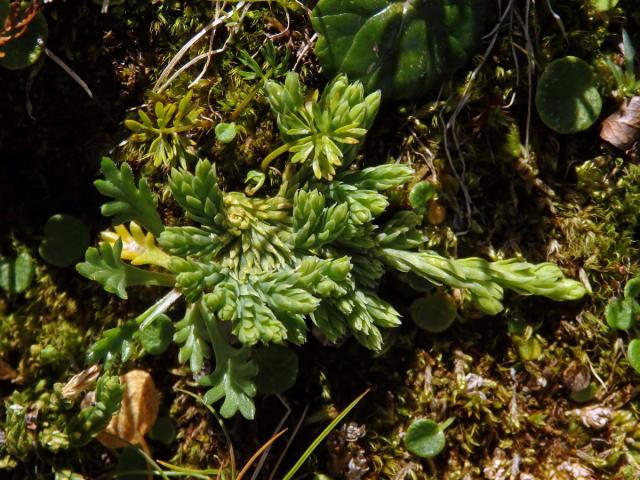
left=101, top=222, right=171, bottom=269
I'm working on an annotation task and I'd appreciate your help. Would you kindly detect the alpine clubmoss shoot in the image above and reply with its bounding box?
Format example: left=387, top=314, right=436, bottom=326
left=77, top=74, right=585, bottom=420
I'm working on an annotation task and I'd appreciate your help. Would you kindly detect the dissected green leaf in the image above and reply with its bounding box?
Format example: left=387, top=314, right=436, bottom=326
left=312, top=0, right=487, bottom=99
left=39, top=214, right=90, bottom=267
left=76, top=240, right=175, bottom=299
left=199, top=303, right=258, bottom=419
left=86, top=320, right=138, bottom=366
left=174, top=304, right=211, bottom=373
left=535, top=56, right=602, bottom=134
left=95, top=158, right=164, bottom=236
left=125, top=91, right=202, bottom=167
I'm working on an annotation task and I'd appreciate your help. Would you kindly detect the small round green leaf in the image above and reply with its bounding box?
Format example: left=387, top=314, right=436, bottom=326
left=410, top=293, right=457, bottom=333
left=254, top=345, right=298, bottom=394
left=518, top=337, right=543, bottom=361
left=140, top=314, right=174, bottom=355
left=535, top=56, right=602, bottom=134
left=215, top=122, right=237, bottom=143
left=39, top=214, right=90, bottom=267
left=0, top=252, right=35, bottom=294
left=149, top=417, right=176, bottom=445
left=404, top=419, right=446, bottom=459
left=115, top=446, right=148, bottom=480
left=624, top=277, right=640, bottom=300
left=570, top=383, right=597, bottom=403
left=628, top=339, right=640, bottom=374
left=0, top=9, right=48, bottom=70
left=409, top=182, right=436, bottom=215
left=606, top=298, right=635, bottom=331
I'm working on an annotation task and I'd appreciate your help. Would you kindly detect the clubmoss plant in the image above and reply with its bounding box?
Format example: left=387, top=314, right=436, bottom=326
left=77, top=73, right=586, bottom=420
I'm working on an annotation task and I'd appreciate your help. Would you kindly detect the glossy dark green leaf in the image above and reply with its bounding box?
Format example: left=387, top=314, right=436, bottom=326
left=535, top=56, right=602, bottom=134
left=410, top=293, right=457, bottom=333
left=312, top=0, right=487, bottom=99
left=39, top=214, right=90, bottom=267
left=0, top=252, right=35, bottom=294
left=254, top=345, right=299, bottom=394
left=0, top=7, right=48, bottom=70
left=139, top=314, right=174, bottom=355
left=404, top=419, right=446, bottom=459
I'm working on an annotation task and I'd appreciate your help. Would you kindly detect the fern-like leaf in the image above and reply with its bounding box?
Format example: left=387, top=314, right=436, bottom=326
left=76, top=240, right=175, bottom=299
left=94, top=158, right=164, bottom=236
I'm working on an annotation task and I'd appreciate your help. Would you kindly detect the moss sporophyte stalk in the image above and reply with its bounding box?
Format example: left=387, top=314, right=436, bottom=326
left=77, top=73, right=586, bottom=420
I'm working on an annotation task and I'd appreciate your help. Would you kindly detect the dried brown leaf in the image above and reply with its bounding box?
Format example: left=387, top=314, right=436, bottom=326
left=600, top=96, right=640, bottom=150
left=0, top=358, right=18, bottom=381
left=97, top=369, right=159, bottom=450
left=61, top=365, right=101, bottom=400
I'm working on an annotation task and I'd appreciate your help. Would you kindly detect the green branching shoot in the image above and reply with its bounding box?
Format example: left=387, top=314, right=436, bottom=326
left=77, top=74, right=586, bottom=420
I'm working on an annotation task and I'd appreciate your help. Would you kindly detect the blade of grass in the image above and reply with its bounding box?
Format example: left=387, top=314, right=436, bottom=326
left=268, top=404, right=308, bottom=480
left=236, top=429, right=288, bottom=480
left=281, top=389, right=369, bottom=480
left=157, top=460, right=222, bottom=476
left=113, top=470, right=212, bottom=479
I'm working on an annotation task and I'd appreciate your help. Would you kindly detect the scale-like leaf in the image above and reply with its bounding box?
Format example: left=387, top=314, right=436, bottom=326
left=169, top=159, right=226, bottom=227
left=68, top=376, right=124, bottom=447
